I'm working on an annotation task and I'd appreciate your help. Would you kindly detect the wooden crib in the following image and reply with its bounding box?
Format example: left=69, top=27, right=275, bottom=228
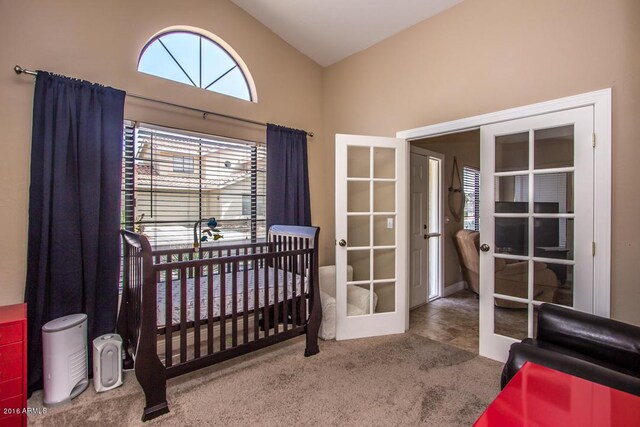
left=117, top=225, right=321, bottom=421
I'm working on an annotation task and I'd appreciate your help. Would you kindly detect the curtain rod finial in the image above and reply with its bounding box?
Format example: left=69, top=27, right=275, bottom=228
left=14, top=65, right=23, bottom=74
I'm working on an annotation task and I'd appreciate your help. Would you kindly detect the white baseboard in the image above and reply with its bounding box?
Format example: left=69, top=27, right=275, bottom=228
left=442, top=281, right=466, bottom=297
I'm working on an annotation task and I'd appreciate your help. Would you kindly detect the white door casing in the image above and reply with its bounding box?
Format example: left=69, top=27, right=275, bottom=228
left=335, top=134, right=407, bottom=340
left=479, top=106, right=594, bottom=362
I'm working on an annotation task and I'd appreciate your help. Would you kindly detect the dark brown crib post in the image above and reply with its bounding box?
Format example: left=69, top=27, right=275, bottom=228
left=304, top=227, right=321, bottom=357
left=136, top=234, right=169, bottom=421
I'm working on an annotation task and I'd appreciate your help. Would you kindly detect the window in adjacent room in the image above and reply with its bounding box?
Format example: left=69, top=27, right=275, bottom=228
left=463, top=166, right=480, bottom=231
left=137, top=27, right=256, bottom=102
left=121, top=122, right=266, bottom=249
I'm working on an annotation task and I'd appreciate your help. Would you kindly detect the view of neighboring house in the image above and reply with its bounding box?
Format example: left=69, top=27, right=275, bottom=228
left=125, top=125, right=266, bottom=248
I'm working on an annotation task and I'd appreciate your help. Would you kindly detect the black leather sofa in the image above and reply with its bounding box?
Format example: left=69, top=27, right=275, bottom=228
left=501, top=303, right=640, bottom=396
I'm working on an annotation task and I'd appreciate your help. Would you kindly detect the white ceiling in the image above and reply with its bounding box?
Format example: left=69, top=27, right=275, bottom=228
left=231, top=0, right=463, bottom=67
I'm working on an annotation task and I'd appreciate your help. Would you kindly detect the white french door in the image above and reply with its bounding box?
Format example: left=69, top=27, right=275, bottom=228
left=479, top=107, right=594, bottom=361
left=335, top=134, right=407, bottom=340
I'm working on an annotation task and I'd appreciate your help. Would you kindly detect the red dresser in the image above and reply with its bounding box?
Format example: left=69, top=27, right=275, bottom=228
left=0, top=304, right=27, bottom=427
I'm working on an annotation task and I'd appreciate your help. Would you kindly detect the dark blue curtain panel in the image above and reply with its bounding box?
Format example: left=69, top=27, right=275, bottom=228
left=25, top=72, right=125, bottom=393
left=266, top=124, right=311, bottom=229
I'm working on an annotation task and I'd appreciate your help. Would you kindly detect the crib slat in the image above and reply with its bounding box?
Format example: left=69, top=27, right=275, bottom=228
left=301, top=240, right=308, bottom=323
left=293, top=237, right=299, bottom=327
left=180, top=267, right=187, bottom=363
left=274, top=252, right=279, bottom=335
left=194, top=265, right=201, bottom=359
left=207, top=264, right=214, bottom=355
left=254, top=251, right=260, bottom=342
left=165, top=268, right=173, bottom=367
left=155, top=254, right=161, bottom=284
left=220, top=265, right=226, bottom=351
left=263, top=261, right=269, bottom=338
left=232, top=261, right=238, bottom=348
left=243, top=258, right=249, bottom=344
left=282, top=245, right=288, bottom=332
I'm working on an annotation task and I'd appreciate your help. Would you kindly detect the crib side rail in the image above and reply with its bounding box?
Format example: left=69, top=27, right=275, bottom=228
left=158, top=243, right=319, bottom=376
left=152, top=242, right=272, bottom=263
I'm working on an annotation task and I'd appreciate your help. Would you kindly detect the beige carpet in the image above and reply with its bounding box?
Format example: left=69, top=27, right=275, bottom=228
left=28, top=333, right=502, bottom=426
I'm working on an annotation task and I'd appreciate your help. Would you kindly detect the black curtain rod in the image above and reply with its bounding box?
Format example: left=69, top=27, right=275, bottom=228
left=14, top=65, right=314, bottom=138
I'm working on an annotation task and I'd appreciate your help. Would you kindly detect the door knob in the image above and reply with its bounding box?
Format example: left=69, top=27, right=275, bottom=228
left=480, top=243, right=490, bottom=252
left=338, top=239, right=347, bottom=247
left=424, top=234, right=428, bottom=240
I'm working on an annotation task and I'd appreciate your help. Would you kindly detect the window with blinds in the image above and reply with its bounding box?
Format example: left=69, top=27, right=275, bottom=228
left=121, top=123, right=266, bottom=249
left=463, top=166, right=480, bottom=231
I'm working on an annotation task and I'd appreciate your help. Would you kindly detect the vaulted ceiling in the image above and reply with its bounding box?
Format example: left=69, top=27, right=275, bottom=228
left=231, top=0, right=463, bottom=67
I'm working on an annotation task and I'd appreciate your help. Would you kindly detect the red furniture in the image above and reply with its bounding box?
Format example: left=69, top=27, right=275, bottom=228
left=475, top=361, right=640, bottom=427
left=0, top=304, right=27, bottom=427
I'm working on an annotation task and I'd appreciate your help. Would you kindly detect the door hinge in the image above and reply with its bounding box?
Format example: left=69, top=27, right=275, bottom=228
left=592, top=241, right=596, bottom=256
left=592, top=133, right=596, bottom=148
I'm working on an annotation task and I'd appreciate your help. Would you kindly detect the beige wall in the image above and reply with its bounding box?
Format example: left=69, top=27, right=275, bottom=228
left=324, top=0, right=640, bottom=325
left=413, top=130, right=480, bottom=290
left=0, top=0, right=325, bottom=304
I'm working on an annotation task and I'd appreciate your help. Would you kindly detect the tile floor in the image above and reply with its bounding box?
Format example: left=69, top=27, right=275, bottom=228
left=409, top=289, right=480, bottom=353
left=409, top=289, right=530, bottom=354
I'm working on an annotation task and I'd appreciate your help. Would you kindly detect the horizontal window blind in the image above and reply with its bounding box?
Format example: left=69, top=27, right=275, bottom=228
left=463, top=166, right=480, bottom=231
left=121, top=123, right=266, bottom=249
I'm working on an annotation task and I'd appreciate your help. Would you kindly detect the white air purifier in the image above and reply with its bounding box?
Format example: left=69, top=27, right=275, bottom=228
left=92, top=334, right=123, bottom=392
left=42, top=313, right=89, bottom=405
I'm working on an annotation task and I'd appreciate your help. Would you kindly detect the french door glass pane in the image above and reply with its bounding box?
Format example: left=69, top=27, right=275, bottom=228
left=373, top=182, right=395, bottom=212
left=495, top=217, right=528, bottom=255
left=495, top=175, right=529, bottom=211
left=535, top=263, right=572, bottom=306
left=347, top=182, right=370, bottom=212
left=534, top=125, right=574, bottom=169
left=347, top=216, right=369, bottom=247
left=494, top=306, right=527, bottom=340
left=495, top=132, right=528, bottom=172
left=373, top=216, right=394, bottom=246
left=373, top=147, right=395, bottom=179
left=374, top=282, right=395, bottom=313
left=495, top=258, right=528, bottom=298
left=373, top=249, right=395, bottom=280
left=348, top=250, right=370, bottom=281
left=347, top=284, right=372, bottom=316
left=348, top=146, right=370, bottom=178
left=533, top=172, right=574, bottom=214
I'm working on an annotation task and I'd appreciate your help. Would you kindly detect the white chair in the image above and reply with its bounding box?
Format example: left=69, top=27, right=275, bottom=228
left=318, top=265, right=378, bottom=340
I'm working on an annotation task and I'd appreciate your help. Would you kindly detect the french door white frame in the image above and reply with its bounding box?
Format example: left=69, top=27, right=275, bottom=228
left=396, top=89, right=612, bottom=319
left=335, top=134, right=407, bottom=340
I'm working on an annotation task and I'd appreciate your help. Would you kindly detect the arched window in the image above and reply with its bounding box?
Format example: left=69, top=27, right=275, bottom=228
left=138, top=27, right=256, bottom=102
